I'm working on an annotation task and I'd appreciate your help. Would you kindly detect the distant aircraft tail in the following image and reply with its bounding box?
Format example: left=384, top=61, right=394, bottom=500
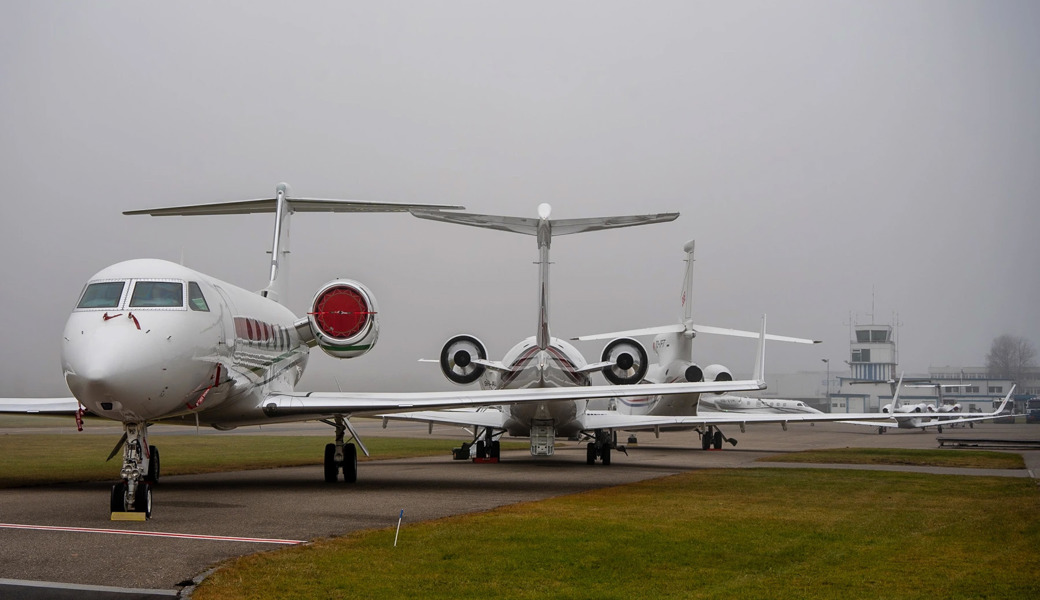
left=125, top=183, right=463, bottom=304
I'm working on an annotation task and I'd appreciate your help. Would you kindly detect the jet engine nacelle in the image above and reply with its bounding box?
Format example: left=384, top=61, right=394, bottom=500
left=440, top=334, right=488, bottom=385
left=301, top=280, right=380, bottom=359
left=702, top=364, right=732, bottom=394
left=600, top=337, right=649, bottom=385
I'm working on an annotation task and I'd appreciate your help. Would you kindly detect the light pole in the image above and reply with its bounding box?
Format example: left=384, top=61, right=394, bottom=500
left=821, top=358, right=831, bottom=407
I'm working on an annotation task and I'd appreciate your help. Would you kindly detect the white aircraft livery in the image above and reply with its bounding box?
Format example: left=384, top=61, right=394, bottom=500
left=0, top=184, right=758, bottom=518
left=841, top=374, right=1015, bottom=433
left=381, top=212, right=895, bottom=463
left=573, top=239, right=823, bottom=449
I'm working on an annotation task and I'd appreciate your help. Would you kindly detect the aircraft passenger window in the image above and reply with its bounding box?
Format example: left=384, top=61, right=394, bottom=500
left=77, top=281, right=126, bottom=309
left=188, top=282, right=210, bottom=312
left=129, top=281, right=184, bottom=308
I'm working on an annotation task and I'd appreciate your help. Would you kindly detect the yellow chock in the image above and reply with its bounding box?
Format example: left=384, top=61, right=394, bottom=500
left=111, top=511, right=147, bottom=521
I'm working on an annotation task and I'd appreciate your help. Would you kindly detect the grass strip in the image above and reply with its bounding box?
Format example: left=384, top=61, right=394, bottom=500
left=758, top=447, right=1024, bottom=469
left=193, top=468, right=1040, bottom=600
left=0, top=435, right=524, bottom=488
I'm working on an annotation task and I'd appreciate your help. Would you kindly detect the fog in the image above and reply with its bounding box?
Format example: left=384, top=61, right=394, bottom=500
left=2, top=1, right=1038, bottom=396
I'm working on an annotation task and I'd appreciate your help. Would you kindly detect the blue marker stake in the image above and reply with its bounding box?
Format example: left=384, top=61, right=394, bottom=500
left=394, top=509, right=404, bottom=547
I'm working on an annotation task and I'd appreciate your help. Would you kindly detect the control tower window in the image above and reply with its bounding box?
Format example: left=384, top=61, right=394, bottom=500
left=76, top=281, right=126, bottom=309
left=129, top=281, right=184, bottom=308
left=188, top=282, right=210, bottom=312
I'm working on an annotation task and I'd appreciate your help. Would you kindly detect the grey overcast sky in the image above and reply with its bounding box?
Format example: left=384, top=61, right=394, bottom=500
left=1, top=1, right=1038, bottom=396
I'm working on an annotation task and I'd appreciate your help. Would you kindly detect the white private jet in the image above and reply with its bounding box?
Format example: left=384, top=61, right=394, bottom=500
left=841, top=374, right=1015, bottom=433
left=573, top=239, right=823, bottom=449
left=381, top=210, right=894, bottom=463
left=0, top=184, right=753, bottom=518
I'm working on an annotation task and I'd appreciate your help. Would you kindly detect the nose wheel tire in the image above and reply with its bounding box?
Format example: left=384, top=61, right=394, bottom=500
left=146, top=446, right=160, bottom=482
left=110, top=481, right=127, bottom=512
left=135, top=482, right=153, bottom=519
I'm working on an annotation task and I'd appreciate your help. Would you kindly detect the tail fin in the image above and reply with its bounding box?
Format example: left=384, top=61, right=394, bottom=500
left=890, top=373, right=905, bottom=409
left=681, top=240, right=695, bottom=325
left=411, top=205, right=678, bottom=350
left=752, top=315, right=766, bottom=383
left=124, top=183, right=463, bottom=304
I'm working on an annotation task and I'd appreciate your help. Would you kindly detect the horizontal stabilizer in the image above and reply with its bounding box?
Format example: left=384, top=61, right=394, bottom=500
left=126, top=198, right=463, bottom=217
left=573, top=323, right=819, bottom=344
left=410, top=209, right=678, bottom=236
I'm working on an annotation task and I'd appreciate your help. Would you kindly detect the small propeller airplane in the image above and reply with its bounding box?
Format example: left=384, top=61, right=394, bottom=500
left=0, top=184, right=752, bottom=518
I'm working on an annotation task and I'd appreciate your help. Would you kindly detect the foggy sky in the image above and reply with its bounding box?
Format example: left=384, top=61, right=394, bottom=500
left=2, top=1, right=1038, bottom=396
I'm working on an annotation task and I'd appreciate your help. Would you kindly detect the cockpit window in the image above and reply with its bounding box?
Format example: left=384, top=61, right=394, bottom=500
left=76, top=281, right=126, bottom=309
left=129, top=281, right=184, bottom=308
left=188, top=282, right=210, bottom=312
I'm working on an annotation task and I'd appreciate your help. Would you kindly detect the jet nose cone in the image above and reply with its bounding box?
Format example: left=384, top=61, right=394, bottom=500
left=62, top=318, right=169, bottom=418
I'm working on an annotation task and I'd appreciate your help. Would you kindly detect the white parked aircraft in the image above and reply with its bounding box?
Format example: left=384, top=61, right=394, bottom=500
left=842, top=374, right=1015, bottom=433
left=382, top=211, right=893, bottom=463
left=0, top=184, right=751, bottom=518
left=573, top=239, right=822, bottom=449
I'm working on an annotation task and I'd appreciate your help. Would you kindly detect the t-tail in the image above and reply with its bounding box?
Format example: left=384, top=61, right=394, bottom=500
left=124, top=183, right=463, bottom=304
left=410, top=204, right=678, bottom=351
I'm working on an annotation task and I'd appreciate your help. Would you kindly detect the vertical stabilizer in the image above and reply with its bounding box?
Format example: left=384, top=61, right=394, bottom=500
left=752, top=315, right=766, bottom=383
left=681, top=239, right=695, bottom=326
left=262, top=183, right=293, bottom=303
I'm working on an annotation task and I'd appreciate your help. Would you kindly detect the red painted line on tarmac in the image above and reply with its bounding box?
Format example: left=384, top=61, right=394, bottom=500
left=0, top=522, right=305, bottom=545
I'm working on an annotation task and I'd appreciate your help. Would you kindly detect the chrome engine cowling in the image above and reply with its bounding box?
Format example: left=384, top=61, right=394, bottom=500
left=440, top=334, right=488, bottom=385
left=600, top=337, right=649, bottom=385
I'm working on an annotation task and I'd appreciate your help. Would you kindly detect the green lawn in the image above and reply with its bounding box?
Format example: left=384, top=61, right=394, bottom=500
left=194, top=467, right=1040, bottom=600
left=757, top=447, right=1025, bottom=469
left=0, top=434, right=514, bottom=488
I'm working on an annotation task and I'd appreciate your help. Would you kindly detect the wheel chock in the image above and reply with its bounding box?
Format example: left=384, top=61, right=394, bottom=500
left=111, top=511, right=147, bottom=521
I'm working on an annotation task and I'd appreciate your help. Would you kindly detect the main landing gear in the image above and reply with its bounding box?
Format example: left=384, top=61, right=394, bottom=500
left=322, top=416, right=359, bottom=483
left=109, top=422, right=157, bottom=519
left=452, top=427, right=501, bottom=461
left=699, top=425, right=737, bottom=450
left=586, top=429, right=623, bottom=465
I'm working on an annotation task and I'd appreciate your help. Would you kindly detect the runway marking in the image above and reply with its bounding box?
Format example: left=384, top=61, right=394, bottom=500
left=0, top=577, right=179, bottom=596
left=0, top=522, right=305, bottom=545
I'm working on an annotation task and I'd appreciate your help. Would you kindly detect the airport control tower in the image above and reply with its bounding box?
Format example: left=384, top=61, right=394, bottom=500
left=848, top=323, right=897, bottom=382
left=831, top=322, right=899, bottom=413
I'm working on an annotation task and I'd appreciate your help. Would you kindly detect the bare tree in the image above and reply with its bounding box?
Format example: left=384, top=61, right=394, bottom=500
left=986, top=335, right=1037, bottom=388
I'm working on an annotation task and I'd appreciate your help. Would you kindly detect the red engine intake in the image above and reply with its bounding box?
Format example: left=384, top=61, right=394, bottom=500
left=305, top=280, right=379, bottom=359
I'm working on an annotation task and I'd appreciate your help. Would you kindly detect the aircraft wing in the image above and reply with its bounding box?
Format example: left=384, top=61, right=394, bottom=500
left=260, top=379, right=766, bottom=418
left=581, top=411, right=897, bottom=431
left=375, top=408, right=508, bottom=430
left=839, top=419, right=903, bottom=429
left=0, top=397, right=81, bottom=414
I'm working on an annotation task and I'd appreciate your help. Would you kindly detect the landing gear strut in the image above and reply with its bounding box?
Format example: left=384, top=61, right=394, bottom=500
left=109, top=422, right=155, bottom=519
left=322, top=416, right=359, bottom=483
left=586, top=429, right=621, bottom=465
left=700, top=426, right=736, bottom=450
left=453, top=427, right=501, bottom=461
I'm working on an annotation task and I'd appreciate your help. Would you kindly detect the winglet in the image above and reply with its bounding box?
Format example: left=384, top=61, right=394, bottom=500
left=994, top=385, right=1015, bottom=415
left=752, top=314, right=766, bottom=383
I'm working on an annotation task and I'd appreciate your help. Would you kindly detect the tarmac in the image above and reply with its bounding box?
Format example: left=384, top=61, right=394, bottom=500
left=0, top=419, right=1037, bottom=598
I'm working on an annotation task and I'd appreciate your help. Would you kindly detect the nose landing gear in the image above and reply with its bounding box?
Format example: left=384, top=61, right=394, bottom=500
left=109, top=422, right=156, bottom=519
